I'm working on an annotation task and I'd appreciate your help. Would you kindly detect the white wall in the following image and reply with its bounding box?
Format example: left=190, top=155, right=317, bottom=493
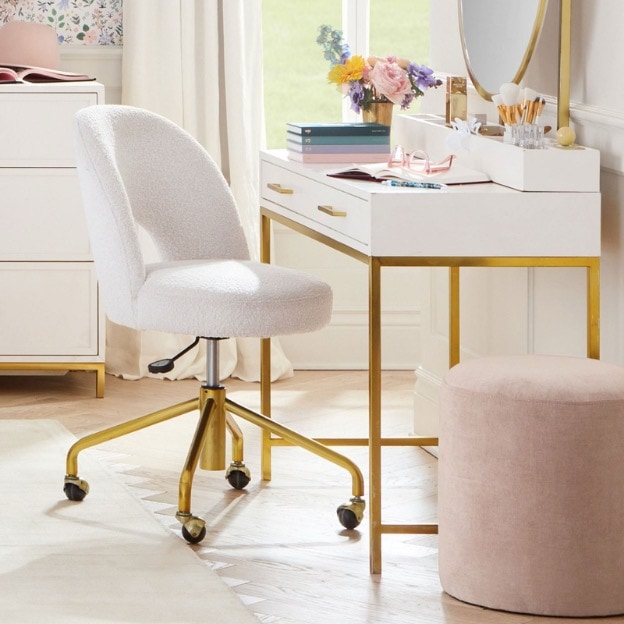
left=410, top=0, right=624, bottom=436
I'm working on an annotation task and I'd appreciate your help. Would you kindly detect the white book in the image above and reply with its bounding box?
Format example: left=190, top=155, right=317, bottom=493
left=328, top=161, right=491, bottom=185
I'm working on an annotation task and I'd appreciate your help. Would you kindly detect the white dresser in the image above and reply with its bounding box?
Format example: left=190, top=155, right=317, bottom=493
left=0, top=81, right=106, bottom=396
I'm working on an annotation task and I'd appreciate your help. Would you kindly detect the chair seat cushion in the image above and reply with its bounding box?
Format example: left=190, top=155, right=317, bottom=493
left=137, top=259, right=332, bottom=338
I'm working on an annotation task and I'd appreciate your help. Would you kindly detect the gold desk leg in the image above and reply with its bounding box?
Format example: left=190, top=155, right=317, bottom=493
left=260, top=213, right=273, bottom=481
left=369, top=258, right=383, bottom=574
left=587, top=259, right=600, bottom=359
left=449, top=267, right=460, bottom=367
left=260, top=336, right=272, bottom=481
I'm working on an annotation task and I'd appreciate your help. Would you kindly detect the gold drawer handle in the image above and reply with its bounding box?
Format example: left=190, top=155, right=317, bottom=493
left=267, top=182, right=294, bottom=194
left=318, top=204, right=347, bottom=217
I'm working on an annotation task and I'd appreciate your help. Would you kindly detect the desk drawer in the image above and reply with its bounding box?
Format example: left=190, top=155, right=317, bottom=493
left=261, top=161, right=369, bottom=245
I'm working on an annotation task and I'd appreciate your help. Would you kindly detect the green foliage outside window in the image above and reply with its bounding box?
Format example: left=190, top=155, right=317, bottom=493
left=262, top=0, right=430, bottom=148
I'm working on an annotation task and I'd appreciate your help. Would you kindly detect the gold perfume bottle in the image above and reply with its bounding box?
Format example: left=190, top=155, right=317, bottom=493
left=446, top=76, right=467, bottom=126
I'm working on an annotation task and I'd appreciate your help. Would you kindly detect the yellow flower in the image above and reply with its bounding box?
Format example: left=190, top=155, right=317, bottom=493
left=327, top=55, right=365, bottom=85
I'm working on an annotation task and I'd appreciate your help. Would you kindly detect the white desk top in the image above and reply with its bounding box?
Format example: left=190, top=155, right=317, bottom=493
left=261, top=149, right=601, bottom=258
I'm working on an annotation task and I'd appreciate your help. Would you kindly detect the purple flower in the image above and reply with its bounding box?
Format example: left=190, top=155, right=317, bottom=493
left=341, top=44, right=351, bottom=63
left=349, top=82, right=365, bottom=114
left=400, top=93, right=414, bottom=110
left=408, top=63, right=438, bottom=91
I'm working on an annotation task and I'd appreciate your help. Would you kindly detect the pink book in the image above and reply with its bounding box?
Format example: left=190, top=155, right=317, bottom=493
left=0, top=64, right=93, bottom=83
left=287, top=150, right=388, bottom=164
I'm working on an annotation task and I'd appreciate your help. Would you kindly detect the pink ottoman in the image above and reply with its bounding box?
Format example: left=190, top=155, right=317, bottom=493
left=438, top=355, right=624, bottom=617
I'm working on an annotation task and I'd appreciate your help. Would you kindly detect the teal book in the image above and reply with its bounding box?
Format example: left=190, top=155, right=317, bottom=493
left=286, top=122, right=391, bottom=136
left=287, top=131, right=390, bottom=145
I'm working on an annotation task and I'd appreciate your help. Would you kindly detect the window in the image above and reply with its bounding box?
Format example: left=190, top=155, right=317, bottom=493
left=262, top=0, right=430, bottom=148
left=369, top=0, right=429, bottom=61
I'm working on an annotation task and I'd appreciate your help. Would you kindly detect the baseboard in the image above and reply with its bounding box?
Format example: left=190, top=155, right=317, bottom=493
left=413, top=365, right=442, bottom=437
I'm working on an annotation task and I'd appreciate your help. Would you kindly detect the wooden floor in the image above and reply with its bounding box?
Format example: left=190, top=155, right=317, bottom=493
left=2, top=369, right=623, bottom=624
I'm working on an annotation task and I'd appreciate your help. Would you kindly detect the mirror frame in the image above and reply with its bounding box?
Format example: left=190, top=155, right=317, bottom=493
left=458, top=0, right=571, bottom=129
left=458, top=0, right=548, bottom=102
left=558, top=0, right=571, bottom=128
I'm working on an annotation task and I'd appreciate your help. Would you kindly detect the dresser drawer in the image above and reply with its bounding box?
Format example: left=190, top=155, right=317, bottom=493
left=0, top=92, right=98, bottom=166
left=0, top=263, right=99, bottom=356
left=0, top=169, right=90, bottom=260
left=261, top=161, right=370, bottom=245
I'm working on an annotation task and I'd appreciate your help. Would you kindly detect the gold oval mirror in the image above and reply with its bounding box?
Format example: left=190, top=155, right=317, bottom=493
left=458, top=0, right=548, bottom=101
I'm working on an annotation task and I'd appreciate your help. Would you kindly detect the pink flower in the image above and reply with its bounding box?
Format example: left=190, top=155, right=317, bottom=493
left=368, top=59, right=413, bottom=105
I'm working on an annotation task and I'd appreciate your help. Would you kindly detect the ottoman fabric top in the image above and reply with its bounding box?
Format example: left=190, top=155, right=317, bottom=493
left=443, top=354, right=624, bottom=404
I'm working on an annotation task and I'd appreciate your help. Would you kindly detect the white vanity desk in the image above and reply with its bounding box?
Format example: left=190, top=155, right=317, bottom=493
left=259, top=124, right=601, bottom=573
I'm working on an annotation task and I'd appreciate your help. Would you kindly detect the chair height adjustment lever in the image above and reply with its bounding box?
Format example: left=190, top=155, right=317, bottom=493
left=148, top=337, right=201, bottom=374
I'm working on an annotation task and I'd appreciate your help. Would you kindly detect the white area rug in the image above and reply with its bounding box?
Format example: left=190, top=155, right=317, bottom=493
left=0, top=420, right=258, bottom=624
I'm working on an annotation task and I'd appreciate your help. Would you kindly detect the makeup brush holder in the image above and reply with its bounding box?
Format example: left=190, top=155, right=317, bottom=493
left=511, top=124, right=544, bottom=149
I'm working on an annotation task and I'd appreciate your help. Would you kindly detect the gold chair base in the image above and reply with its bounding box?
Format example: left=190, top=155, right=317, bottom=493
left=63, top=383, right=366, bottom=543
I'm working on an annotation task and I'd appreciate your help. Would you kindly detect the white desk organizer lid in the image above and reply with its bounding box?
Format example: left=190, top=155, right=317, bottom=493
left=395, top=114, right=600, bottom=193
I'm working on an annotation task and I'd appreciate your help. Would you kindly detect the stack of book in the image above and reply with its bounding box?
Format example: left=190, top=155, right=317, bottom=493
left=286, top=122, right=391, bottom=163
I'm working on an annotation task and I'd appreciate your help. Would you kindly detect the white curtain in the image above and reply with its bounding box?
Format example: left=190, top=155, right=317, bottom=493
left=112, top=0, right=292, bottom=382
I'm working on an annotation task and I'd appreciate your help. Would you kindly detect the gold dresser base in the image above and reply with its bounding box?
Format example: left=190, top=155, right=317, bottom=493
left=0, top=362, right=105, bottom=398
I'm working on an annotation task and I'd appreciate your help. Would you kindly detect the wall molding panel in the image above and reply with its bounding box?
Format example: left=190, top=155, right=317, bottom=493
left=60, top=45, right=123, bottom=104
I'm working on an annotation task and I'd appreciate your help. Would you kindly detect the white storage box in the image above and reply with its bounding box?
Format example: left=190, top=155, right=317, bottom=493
left=395, top=114, right=600, bottom=193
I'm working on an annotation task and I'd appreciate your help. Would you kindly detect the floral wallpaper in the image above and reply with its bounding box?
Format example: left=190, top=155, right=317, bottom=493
left=0, top=0, right=123, bottom=45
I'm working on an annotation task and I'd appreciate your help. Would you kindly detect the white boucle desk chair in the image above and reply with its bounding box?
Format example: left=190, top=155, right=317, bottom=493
left=64, top=105, right=365, bottom=543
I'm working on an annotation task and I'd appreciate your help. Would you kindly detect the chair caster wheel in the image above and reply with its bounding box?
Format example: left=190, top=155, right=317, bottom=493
left=225, top=462, right=251, bottom=490
left=63, top=475, right=89, bottom=501
left=177, top=512, right=206, bottom=544
left=181, top=523, right=207, bottom=544
left=337, top=496, right=366, bottom=529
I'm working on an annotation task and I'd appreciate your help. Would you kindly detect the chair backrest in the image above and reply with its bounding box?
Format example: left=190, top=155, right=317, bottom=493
left=73, top=105, right=250, bottom=328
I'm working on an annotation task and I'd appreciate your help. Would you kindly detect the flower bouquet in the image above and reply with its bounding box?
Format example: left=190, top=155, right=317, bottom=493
left=317, top=24, right=441, bottom=122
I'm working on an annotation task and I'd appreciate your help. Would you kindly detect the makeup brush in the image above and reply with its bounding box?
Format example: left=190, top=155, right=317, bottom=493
left=500, top=83, right=521, bottom=125
left=500, top=82, right=520, bottom=106
left=492, top=93, right=509, bottom=125
left=535, top=97, right=546, bottom=123
left=521, top=87, right=537, bottom=124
